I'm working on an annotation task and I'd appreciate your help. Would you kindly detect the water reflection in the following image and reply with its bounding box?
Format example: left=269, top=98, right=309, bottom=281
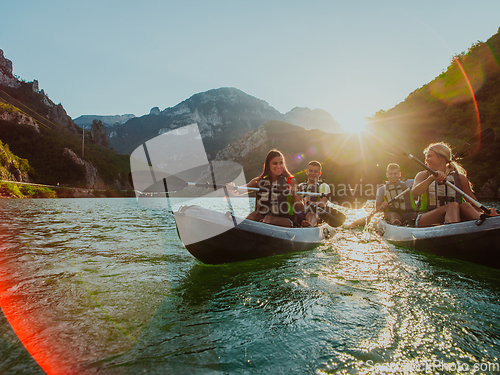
left=325, top=225, right=500, bottom=374
left=92, top=235, right=398, bottom=374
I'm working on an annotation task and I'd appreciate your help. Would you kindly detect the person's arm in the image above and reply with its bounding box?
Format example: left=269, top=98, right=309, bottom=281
left=458, top=174, right=478, bottom=202
left=375, top=186, right=387, bottom=211
left=459, top=174, right=484, bottom=213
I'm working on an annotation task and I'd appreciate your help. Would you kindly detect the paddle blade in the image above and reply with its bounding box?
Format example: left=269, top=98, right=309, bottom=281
left=141, top=162, right=245, bottom=195
left=142, top=174, right=189, bottom=193
left=319, top=206, right=347, bottom=227
left=136, top=165, right=210, bottom=194
left=130, top=170, right=171, bottom=194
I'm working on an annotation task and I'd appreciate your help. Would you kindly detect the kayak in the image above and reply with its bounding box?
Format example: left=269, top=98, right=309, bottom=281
left=174, top=205, right=335, bottom=264
left=374, top=216, right=500, bottom=269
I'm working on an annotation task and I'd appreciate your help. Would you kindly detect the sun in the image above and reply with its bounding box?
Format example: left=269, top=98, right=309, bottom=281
left=339, top=113, right=368, bottom=133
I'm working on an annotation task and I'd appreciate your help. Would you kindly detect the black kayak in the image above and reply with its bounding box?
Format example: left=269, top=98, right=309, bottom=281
left=374, top=216, right=500, bottom=269
left=174, top=205, right=335, bottom=264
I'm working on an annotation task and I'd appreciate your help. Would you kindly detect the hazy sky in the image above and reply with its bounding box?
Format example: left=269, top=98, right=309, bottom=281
left=2, top=0, right=499, bottom=132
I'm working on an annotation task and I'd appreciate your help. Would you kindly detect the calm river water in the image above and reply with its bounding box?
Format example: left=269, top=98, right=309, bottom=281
left=0, top=198, right=499, bottom=374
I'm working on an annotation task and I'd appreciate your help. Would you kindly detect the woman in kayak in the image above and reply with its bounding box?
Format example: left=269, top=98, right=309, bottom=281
left=231, top=149, right=304, bottom=227
left=411, top=142, right=496, bottom=227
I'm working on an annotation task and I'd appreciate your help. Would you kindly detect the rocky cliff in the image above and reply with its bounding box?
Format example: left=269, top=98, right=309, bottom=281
left=90, top=120, right=110, bottom=148
left=0, top=49, right=79, bottom=134
left=47, top=102, right=80, bottom=133
left=63, top=148, right=106, bottom=189
left=0, top=96, right=125, bottom=190
left=0, top=103, right=39, bottom=132
left=0, top=50, right=19, bottom=89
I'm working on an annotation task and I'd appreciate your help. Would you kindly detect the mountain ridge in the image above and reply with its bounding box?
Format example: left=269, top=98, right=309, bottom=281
left=108, top=87, right=343, bottom=156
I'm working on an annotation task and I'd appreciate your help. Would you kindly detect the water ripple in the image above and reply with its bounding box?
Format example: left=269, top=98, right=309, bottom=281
left=0, top=198, right=499, bottom=374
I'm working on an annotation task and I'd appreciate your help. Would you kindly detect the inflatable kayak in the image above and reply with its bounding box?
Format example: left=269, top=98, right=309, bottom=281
left=374, top=216, right=500, bottom=268
left=174, top=205, right=335, bottom=264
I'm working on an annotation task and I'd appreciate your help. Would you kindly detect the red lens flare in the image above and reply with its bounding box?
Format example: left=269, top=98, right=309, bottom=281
left=454, top=56, right=481, bottom=136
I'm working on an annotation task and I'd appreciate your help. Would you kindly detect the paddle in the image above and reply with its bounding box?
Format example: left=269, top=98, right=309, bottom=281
left=344, top=187, right=412, bottom=229
left=306, top=203, right=346, bottom=227
left=369, top=131, right=493, bottom=215
left=136, top=174, right=258, bottom=194
left=139, top=174, right=331, bottom=197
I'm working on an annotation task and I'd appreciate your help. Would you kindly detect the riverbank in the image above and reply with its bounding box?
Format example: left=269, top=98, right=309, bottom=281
left=0, top=180, right=135, bottom=198
left=0, top=181, right=56, bottom=198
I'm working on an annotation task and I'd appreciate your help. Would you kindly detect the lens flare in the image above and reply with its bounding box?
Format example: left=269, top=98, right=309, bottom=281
left=427, top=53, right=485, bottom=141
left=453, top=56, right=481, bottom=134
left=428, top=55, right=485, bottom=106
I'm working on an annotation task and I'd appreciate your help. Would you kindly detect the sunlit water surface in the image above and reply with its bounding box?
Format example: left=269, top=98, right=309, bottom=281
left=0, top=198, right=499, bottom=374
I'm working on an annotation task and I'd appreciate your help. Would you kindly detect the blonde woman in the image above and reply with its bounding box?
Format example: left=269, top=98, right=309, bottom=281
left=412, top=142, right=497, bottom=227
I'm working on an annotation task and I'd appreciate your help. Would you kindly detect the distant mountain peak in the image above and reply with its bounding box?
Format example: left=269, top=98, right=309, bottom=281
left=161, top=87, right=273, bottom=115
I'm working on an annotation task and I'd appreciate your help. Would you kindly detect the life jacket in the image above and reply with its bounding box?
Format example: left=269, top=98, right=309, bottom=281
left=418, top=170, right=464, bottom=211
left=382, top=180, right=416, bottom=214
left=255, top=175, right=295, bottom=219
left=298, top=180, right=329, bottom=203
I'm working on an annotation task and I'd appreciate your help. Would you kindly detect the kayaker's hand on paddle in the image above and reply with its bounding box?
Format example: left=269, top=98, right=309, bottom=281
left=432, top=170, right=447, bottom=184
left=225, top=182, right=239, bottom=196
left=487, top=208, right=499, bottom=216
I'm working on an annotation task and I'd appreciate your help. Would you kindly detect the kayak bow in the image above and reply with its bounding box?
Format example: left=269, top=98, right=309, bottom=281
left=374, top=217, right=500, bottom=268
left=174, top=205, right=335, bottom=264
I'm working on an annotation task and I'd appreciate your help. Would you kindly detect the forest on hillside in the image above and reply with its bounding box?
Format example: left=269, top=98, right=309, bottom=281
left=290, top=27, right=500, bottom=198
left=362, top=28, right=500, bottom=195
